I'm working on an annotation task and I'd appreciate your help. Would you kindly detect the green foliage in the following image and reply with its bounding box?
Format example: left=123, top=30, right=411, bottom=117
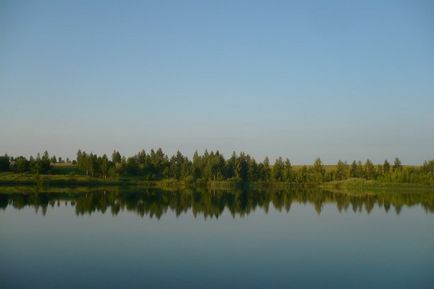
left=393, top=157, right=402, bottom=171
left=383, top=160, right=391, bottom=174
left=0, top=155, right=10, bottom=171
left=7, top=152, right=51, bottom=174
left=364, top=159, right=376, bottom=180
left=313, top=158, right=325, bottom=183
left=111, top=150, right=122, bottom=164
left=14, top=156, right=30, bottom=172
left=335, top=160, right=348, bottom=180
left=284, top=159, right=293, bottom=182
left=1, top=149, right=433, bottom=186
left=272, top=157, right=285, bottom=181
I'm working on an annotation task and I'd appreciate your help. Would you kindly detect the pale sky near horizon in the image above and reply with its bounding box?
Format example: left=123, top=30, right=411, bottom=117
left=1, top=0, right=433, bottom=164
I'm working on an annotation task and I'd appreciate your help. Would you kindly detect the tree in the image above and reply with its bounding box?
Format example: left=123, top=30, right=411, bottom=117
left=393, top=158, right=402, bottom=171
left=350, top=161, right=358, bottom=178
left=383, top=160, right=391, bottom=174
left=235, top=153, right=249, bottom=182
left=262, top=157, right=271, bottom=180
left=112, top=150, right=122, bottom=164
left=247, top=157, right=259, bottom=181
left=169, top=151, right=192, bottom=180
left=364, top=159, right=376, bottom=180
left=210, top=151, right=225, bottom=180
left=14, top=156, right=29, bottom=172
left=192, top=151, right=203, bottom=180
left=313, top=158, right=325, bottom=182
left=30, top=152, right=51, bottom=174
left=421, top=160, right=434, bottom=174
left=125, top=156, right=139, bottom=175
left=100, top=154, right=110, bottom=178
left=0, top=155, right=9, bottom=171
left=335, top=160, right=348, bottom=180
left=272, top=157, right=285, bottom=181
left=41, top=151, right=51, bottom=173
left=148, top=148, right=169, bottom=179
left=284, top=159, right=293, bottom=182
left=297, top=166, right=309, bottom=183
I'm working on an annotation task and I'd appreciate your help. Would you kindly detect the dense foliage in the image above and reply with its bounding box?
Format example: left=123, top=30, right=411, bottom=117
left=1, top=150, right=433, bottom=185
left=0, top=152, right=51, bottom=174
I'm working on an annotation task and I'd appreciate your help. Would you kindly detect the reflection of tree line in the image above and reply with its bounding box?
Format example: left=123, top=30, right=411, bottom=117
left=0, top=188, right=433, bottom=218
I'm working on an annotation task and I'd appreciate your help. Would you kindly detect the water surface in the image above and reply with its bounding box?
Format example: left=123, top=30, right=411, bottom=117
left=1, top=188, right=433, bottom=289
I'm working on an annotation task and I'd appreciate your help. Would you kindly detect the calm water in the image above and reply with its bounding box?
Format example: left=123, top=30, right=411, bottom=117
left=1, top=188, right=433, bottom=289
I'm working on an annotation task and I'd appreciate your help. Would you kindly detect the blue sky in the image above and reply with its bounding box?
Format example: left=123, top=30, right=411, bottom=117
left=1, top=0, right=433, bottom=164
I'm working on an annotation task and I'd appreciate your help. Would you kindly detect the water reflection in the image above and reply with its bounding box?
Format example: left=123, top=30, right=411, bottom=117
left=0, top=187, right=433, bottom=217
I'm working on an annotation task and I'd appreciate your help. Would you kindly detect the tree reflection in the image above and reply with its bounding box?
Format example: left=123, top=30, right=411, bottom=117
left=0, top=187, right=433, bottom=218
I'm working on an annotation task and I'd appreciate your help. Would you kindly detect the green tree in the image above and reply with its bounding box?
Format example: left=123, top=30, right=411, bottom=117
left=247, top=157, right=259, bottom=181
left=313, top=158, right=325, bottom=182
left=383, top=160, right=391, bottom=174
left=192, top=151, right=203, bottom=180
left=235, top=153, right=249, bottom=182
left=0, top=155, right=9, bottom=171
left=393, top=157, right=402, bottom=171
left=421, top=160, right=434, bottom=174
left=14, top=156, right=29, bottom=172
left=350, top=161, right=358, bottom=178
left=125, top=156, right=139, bottom=175
left=272, top=157, right=285, bottom=181
left=112, top=150, right=122, bottom=164
left=335, top=160, right=348, bottom=180
left=364, top=159, right=376, bottom=180
left=41, top=151, right=51, bottom=173
left=284, top=159, right=293, bottom=182
left=262, top=157, right=271, bottom=181
left=30, top=152, right=51, bottom=174
left=100, top=154, right=110, bottom=178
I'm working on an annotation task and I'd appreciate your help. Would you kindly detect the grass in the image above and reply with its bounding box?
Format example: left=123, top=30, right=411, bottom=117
left=321, top=178, right=434, bottom=194
left=0, top=172, right=243, bottom=191
left=2, top=170, right=434, bottom=197
left=0, top=172, right=120, bottom=186
left=50, top=163, right=81, bottom=175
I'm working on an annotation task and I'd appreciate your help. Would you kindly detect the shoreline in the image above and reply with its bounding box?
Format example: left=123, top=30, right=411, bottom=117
left=1, top=173, right=433, bottom=194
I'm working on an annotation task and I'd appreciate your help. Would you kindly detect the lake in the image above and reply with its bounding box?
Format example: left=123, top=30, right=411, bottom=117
left=1, top=188, right=433, bottom=289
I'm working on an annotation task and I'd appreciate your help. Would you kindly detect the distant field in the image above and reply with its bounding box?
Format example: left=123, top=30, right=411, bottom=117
left=291, top=164, right=419, bottom=172
left=292, top=165, right=338, bottom=172
left=50, top=163, right=80, bottom=174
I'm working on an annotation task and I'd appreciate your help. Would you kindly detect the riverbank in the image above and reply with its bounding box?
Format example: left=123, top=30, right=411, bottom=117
left=321, top=178, right=434, bottom=194
left=0, top=172, right=316, bottom=194
left=0, top=172, right=124, bottom=186
left=1, top=173, right=433, bottom=195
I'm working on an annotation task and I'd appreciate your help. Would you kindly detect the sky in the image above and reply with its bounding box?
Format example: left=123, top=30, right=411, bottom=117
left=1, top=0, right=433, bottom=164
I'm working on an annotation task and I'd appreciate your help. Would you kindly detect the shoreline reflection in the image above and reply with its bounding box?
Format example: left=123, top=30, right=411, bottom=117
left=0, top=187, right=433, bottom=218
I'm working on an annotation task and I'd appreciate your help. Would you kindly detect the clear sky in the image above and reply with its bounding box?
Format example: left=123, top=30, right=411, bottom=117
left=1, top=0, right=433, bottom=164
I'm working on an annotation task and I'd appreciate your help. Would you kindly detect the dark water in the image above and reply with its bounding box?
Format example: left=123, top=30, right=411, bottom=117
left=1, top=188, right=433, bottom=289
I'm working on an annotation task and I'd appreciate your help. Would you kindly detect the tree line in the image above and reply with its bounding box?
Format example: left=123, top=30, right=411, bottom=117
left=0, top=152, right=51, bottom=174
left=1, top=149, right=433, bottom=185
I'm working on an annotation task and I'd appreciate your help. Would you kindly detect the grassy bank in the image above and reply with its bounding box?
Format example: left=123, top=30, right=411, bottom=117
left=2, top=173, right=433, bottom=195
left=322, top=178, right=434, bottom=194
left=0, top=172, right=123, bottom=186
left=0, top=172, right=314, bottom=193
left=0, top=172, right=248, bottom=191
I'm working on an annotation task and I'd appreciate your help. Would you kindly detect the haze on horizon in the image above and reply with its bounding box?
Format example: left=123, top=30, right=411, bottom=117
left=1, top=0, right=433, bottom=164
